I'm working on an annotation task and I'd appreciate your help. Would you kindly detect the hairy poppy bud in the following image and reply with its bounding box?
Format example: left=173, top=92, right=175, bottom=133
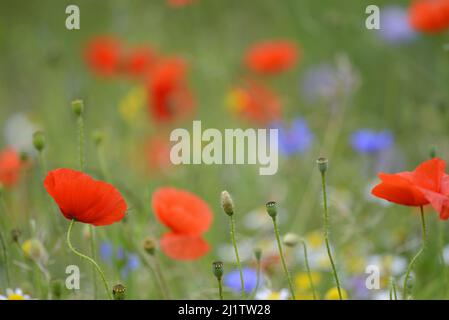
left=266, top=201, right=277, bottom=218
left=212, top=261, right=224, bottom=280
left=33, top=131, right=45, bottom=152
left=112, top=284, right=126, bottom=300
left=92, top=130, right=104, bottom=147
left=317, top=157, right=328, bottom=173
left=221, top=190, right=234, bottom=216
left=142, top=236, right=156, bottom=256
left=11, top=229, right=21, bottom=243
left=71, top=99, right=84, bottom=117
left=283, top=233, right=300, bottom=247
left=254, top=248, right=262, bottom=261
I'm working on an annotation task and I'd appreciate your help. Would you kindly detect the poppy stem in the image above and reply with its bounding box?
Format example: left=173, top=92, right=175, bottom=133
left=320, top=169, right=343, bottom=300
left=0, top=229, right=10, bottom=287
left=66, top=219, right=112, bottom=300
left=77, top=115, right=85, bottom=172
left=402, top=206, right=426, bottom=299
left=271, top=216, right=296, bottom=300
left=229, top=215, right=245, bottom=299
left=251, top=253, right=262, bottom=299
left=152, top=255, right=171, bottom=299
left=300, top=239, right=316, bottom=300
left=217, top=277, right=223, bottom=300
left=389, top=278, right=398, bottom=300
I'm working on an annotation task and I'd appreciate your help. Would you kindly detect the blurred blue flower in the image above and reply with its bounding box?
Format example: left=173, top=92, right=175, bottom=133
left=272, top=118, right=314, bottom=156
left=350, top=130, right=394, bottom=154
left=224, top=268, right=258, bottom=294
left=99, top=241, right=140, bottom=279
left=378, top=6, right=416, bottom=44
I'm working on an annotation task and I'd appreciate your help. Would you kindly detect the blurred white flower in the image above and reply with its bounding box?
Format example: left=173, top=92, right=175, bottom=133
left=255, top=288, right=289, bottom=300
left=4, top=113, right=38, bottom=155
left=0, top=288, right=31, bottom=300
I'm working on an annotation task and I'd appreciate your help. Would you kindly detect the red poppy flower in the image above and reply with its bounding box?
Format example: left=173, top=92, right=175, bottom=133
left=244, top=40, right=299, bottom=74
left=147, top=58, right=195, bottom=122
left=372, top=158, right=449, bottom=219
left=228, top=80, right=282, bottom=125
left=44, top=168, right=127, bottom=226
left=0, top=148, right=21, bottom=187
left=409, top=0, right=449, bottom=33
left=152, top=187, right=213, bottom=235
left=84, top=36, right=122, bottom=77
left=122, top=47, right=158, bottom=78
left=167, top=0, right=196, bottom=7
left=160, top=232, right=210, bottom=260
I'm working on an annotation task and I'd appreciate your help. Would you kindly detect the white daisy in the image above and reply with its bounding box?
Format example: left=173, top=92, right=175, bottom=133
left=0, top=288, right=31, bottom=300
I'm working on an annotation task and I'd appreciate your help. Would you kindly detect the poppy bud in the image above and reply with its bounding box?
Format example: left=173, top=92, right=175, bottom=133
left=33, top=131, right=45, bottom=152
left=51, top=279, right=63, bottom=299
left=283, top=233, right=300, bottom=247
left=112, top=284, right=126, bottom=300
left=212, top=261, right=224, bottom=280
left=221, top=190, right=234, bottom=216
left=71, top=99, right=84, bottom=117
left=11, top=229, right=21, bottom=243
left=317, top=157, right=328, bottom=173
left=92, top=130, right=104, bottom=147
left=254, top=248, right=262, bottom=261
left=430, top=145, right=437, bottom=159
left=266, top=201, right=277, bottom=218
left=142, top=236, right=156, bottom=256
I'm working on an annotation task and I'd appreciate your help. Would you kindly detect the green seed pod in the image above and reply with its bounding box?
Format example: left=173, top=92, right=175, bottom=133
left=71, top=99, right=84, bottom=117
left=11, top=229, right=21, bottom=243
left=92, top=130, right=104, bottom=147
left=265, top=201, right=277, bottom=218
left=254, top=248, right=262, bottom=261
left=112, top=284, right=126, bottom=300
left=212, top=261, right=224, bottom=280
left=221, top=190, right=234, bottom=216
left=33, top=131, right=45, bottom=152
left=142, top=237, right=156, bottom=256
left=317, top=157, right=328, bottom=173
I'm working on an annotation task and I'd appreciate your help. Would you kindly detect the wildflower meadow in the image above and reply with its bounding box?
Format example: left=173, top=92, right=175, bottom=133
left=1, top=0, right=449, bottom=304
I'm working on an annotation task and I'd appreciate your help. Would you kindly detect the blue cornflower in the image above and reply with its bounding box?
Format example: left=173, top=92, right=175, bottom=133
left=224, top=268, right=258, bottom=294
left=350, top=130, right=394, bottom=154
left=378, top=6, right=417, bottom=44
left=99, top=241, right=140, bottom=279
left=272, top=118, right=314, bottom=156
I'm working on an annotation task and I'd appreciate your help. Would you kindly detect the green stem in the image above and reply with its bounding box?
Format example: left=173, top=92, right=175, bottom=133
left=272, top=217, right=296, bottom=299
left=153, top=255, right=171, bottom=299
left=320, top=171, right=343, bottom=300
left=217, top=278, right=223, bottom=300
left=66, top=219, right=112, bottom=300
left=390, top=278, right=398, bottom=300
left=0, top=230, right=10, bottom=287
left=251, top=259, right=261, bottom=300
left=229, top=215, right=245, bottom=299
left=402, top=206, right=426, bottom=299
left=89, top=225, right=98, bottom=299
left=300, top=240, right=316, bottom=300
left=77, top=116, right=85, bottom=172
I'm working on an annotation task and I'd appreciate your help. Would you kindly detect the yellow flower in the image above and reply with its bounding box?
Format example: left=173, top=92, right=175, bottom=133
left=306, top=230, right=324, bottom=249
left=345, top=255, right=366, bottom=274
left=226, top=88, right=247, bottom=113
left=295, top=272, right=321, bottom=290
left=118, top=86, right=145, bottom=123
left=294, top=292, right=317, bottom=300
left=325, top=287, right=349, bottom=300
left=22, top=238, right=46, bottom=261
left=0, top=288, right=31, bottom=300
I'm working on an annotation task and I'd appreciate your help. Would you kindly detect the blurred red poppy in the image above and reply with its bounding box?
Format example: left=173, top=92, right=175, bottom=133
left=0, top=148, right=22, bottom=188
left=244, top=40, right=299, bottom=74
left=160, top=232, right=210, bottom=260
left=167, top=0, right=196, bottom=7
left=84, top=36, right=122, bottom=77
left=147, top=58, right=195, bottom=122
left=122, top=47, right=158, bottom=78
left=44, top=168, right=127, bottom=226
left=145, top=136, right=171, bottom=172
left=409, top=0, right=449, bottom=33
left=228, top=80, right=282, bottom=125
left=372, top=158, right=449, bottom=219
left=152, top=187, right=213, bottom=235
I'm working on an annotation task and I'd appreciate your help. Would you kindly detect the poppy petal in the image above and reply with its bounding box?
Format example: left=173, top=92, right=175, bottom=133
left=160, top=232, right=210, bottom=260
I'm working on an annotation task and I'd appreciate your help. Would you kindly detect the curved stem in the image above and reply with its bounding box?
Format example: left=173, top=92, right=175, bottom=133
left=251, top=258, right=261, bottom=300
left=153, top=255, right=171, bottom=299
left=66, top=219, right=112, bottom=300
left=402, top=206, right=426, bottom=299
left=272, top=217, right=296, bottom=299
left=230, top=215, right=245, bottom=299
left=300, top=240, right=316, bottom=300
left=321, top=171, right=342, bottom=300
